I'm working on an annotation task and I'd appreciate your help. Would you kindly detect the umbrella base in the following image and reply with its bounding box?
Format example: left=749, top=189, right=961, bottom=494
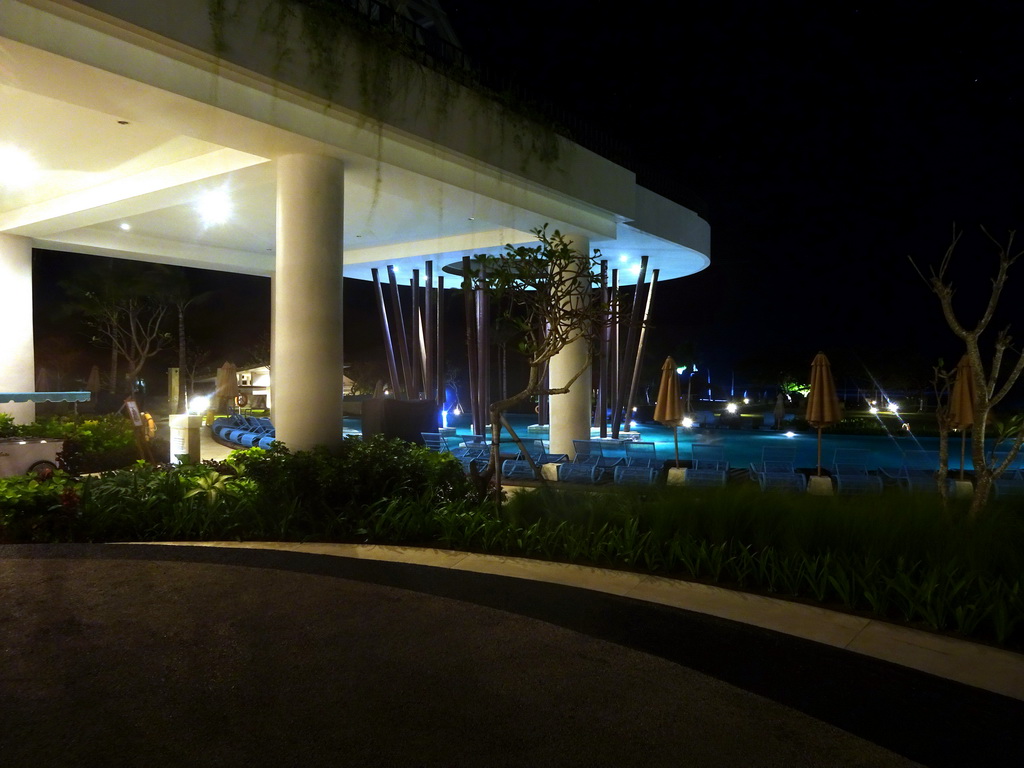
left=951, top=479, right=973, bottom=499
left=807, top=475, right=834, bottom=496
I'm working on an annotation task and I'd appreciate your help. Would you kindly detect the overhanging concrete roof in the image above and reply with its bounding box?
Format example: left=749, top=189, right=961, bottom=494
left=0, top=0, right=709, bottom=282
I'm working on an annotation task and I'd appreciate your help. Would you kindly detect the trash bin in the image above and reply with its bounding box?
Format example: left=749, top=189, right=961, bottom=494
left=168, top=414, right=202, bottom=464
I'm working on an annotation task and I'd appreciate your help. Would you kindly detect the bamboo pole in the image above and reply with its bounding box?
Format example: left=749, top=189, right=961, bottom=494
left=387, top=265, right=413, bottom=398
left=410, top=270, right=421, bottom=397
left=371, top=268, right=400, bottom=398
left=624, top=267, right=658, bottom=434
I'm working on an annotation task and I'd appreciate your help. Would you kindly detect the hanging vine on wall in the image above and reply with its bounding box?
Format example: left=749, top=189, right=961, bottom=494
left=205, top=0, right=563, bottom=171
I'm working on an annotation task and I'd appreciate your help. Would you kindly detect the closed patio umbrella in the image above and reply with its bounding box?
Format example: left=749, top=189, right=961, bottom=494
left=653, top=356, right=683, bottom=467
left=806, top=352, right=841, bottom=476
left=86, top=365, right=101, bottom=397
left=949, top=354, right=975, bottom=481
left=215, top=361, right=239, bottom=412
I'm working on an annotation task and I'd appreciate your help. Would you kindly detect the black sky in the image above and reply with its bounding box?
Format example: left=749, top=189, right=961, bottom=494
left=448, top=0, right=1024, bottom=383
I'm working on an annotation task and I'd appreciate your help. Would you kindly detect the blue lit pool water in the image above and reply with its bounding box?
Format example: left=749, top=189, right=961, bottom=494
left=345, top=414, right=982, bottom=472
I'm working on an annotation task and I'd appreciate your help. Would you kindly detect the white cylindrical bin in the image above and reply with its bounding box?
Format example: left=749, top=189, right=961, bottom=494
left=168, top=414, right=202, bottom=464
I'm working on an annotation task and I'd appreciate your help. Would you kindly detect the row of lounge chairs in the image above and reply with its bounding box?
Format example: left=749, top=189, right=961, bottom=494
left=211, top=414, right=277, bottom=450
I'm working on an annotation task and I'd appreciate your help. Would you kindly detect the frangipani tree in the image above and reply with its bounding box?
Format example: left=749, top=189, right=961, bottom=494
left=471, top=226, right=608, bottom=492
left=913, top=228, right=1024, bottom=516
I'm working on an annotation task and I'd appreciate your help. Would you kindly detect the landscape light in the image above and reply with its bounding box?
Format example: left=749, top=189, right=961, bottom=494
left=869, top=406, right=879, bottom=415
left=888, top=402, right=899, bottom=413
left=189, top=395, right=210, bottom=414
left=676, top=366, right=686, bottom=374
left=682, top=417, right=694, bottom=428
left=726, top=402, right=738, bottom=414
left=785, top=431, right=796, bottom=438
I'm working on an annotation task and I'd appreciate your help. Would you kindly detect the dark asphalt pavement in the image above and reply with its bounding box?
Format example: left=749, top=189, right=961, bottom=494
left=1, top=544, right=1022, bottom=767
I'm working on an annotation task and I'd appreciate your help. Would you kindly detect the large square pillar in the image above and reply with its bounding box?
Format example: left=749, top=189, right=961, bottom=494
left=272, top=154, right=344, bottom=450
left=548, top=232, right=592, bottom=457
left=0, top=235, right=35, bottom=424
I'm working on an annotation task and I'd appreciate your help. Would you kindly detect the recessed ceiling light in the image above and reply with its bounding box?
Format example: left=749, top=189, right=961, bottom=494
left=119, top=222, right=131, bottom=231
left=198, top=187, right=232, bottom=226
left=0, top=145, right=40, bottom=188
left=117, top=120, right=130, bottom=125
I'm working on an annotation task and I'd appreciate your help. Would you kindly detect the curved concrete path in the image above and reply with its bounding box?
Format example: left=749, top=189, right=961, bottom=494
left=2, top=543, right=1022, bottom=767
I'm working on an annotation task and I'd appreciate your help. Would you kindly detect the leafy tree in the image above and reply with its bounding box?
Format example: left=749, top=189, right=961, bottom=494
left=912, top=228, right=1024, bottom=516
left=470, top=226, right=608, bottom=491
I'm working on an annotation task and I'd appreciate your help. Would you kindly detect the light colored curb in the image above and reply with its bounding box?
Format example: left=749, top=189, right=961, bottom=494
left=141, top=541, right=1024, bottom=701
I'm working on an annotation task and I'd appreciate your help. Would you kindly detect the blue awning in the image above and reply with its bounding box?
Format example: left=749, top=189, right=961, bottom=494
left=0, top=391, right=92, bottom=403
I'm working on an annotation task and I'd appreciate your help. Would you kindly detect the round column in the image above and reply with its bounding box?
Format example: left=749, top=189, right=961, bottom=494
left=548, top=232, right=592, bottom=457
left=272, top=154, right=344, bottom=450
left=0, top=235, right=35, bottom=424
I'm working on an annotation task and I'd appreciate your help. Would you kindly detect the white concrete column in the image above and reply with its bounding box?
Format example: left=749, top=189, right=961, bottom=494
left=0, top=234, right=35, bottom=424
left=272, top=154, right=344, bottom=450
left=548, top=232, right=592, bottom=457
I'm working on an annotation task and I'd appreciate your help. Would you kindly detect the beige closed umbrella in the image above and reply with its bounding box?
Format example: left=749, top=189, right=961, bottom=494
left=86, top=365, right=101, bottom=397
left=654, top=356, right=684, bottom=467
left=215, top=361, right=239, bottom=413
left=806, top=352, right=842, bottom=476
left=949, top=354, right=975, bottom=481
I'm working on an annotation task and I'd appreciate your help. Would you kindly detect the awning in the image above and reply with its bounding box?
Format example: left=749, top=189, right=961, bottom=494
left=0, top=392, right=91, bottom=404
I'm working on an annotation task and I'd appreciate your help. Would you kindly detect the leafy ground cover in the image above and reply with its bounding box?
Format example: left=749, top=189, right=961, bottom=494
left=1, top=437, right=1021, bottom=650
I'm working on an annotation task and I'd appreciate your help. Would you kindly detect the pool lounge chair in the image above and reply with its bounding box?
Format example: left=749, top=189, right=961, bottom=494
left=613, top=465, right=658, bottom=485
left=572, top=440, right=624, bottom=469
left=748, top=446, right=798, bottom=481
left=687, top=444, right=728, bottom=487
left=880, top=450, right=939, bottom=492
left=624, top=441, right=658, bottom=467
left=831, top=449, right=882, bottom=495
left=558, top=463, right=604, bottom=484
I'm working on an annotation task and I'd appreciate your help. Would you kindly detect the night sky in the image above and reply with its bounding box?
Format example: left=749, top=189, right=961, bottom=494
left=450, top=0, right=1024, bottom=387
left=33, top=0, right=1024, bottom=397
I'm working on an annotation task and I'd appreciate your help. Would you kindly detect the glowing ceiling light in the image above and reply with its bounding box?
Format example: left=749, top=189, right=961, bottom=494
left=119, top=222, right=131, bottom=231
left=0, top=145, right=40, bottom=188
left=619, top=254, right=629, bottom=262
left=629, top=265, right=642, bottom=276
left=198, top=188, right=232, bottom=226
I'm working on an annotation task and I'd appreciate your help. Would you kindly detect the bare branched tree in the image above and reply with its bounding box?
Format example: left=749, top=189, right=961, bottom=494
left=911, top=227, right=1024, bottom=516
left=63, top=262, right=173, bottom=395
left=471, top=226, right=609, bottom=494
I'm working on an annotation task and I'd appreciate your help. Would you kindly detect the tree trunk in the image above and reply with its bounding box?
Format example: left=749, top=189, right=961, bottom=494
left=177, top=305, right=187, bottom=412
left=109, top=345, right=118, bottom=394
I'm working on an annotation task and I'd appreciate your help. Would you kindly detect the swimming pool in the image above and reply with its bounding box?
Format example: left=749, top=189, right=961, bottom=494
left=410, top=414, right=983, bottom=472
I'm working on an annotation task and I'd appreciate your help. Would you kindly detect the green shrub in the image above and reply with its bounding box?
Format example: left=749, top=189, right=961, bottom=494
left=230, top=436, right=472, bottom=537
left=0, top=471, right=81, bottom=543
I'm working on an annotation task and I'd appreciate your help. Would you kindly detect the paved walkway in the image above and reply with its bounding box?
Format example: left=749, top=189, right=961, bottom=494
left=2, top=542, right=1023, bottom=767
